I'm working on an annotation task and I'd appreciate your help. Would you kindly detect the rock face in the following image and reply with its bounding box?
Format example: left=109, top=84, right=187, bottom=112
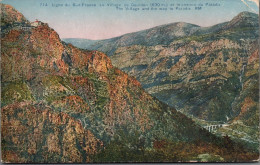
left=1, top=4, right=259, bottom=163
left=2, top=102, right=103, bottom=163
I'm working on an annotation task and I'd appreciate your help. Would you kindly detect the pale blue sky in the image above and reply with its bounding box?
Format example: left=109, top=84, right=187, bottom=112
left=2, top=0, right=259, bottom=39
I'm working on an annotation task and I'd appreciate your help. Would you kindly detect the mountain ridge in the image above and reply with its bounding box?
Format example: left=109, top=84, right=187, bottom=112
left=62, top=11, right=258, bottom=56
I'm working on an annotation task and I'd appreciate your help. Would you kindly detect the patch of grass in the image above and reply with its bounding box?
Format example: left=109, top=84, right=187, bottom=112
left=1, top=81, right=34, bottom=105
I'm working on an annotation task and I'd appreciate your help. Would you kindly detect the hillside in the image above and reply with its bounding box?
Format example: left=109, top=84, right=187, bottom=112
left=63, top=11, right=259, bottom=148
left=2, top=3, right=259, bottom=163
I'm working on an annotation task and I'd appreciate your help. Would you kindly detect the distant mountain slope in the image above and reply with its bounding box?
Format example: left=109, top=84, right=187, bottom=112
left=2, top=3, right=257, bottom=163
left=63, top=12, right=259, bottom=56
left=62, top=38, right=98, bottom=50
left=62, top=22, right=211, bottom=55
left=222, top=11, right=259, bottom=30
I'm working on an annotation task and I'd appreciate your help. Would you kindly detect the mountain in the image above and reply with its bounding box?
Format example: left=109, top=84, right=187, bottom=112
left=63, top=12, right=259, bottom=56
left=62, top=22, right=205, bottom=55
left=62, top=38, right=99, bottom=50
left=108, top=11, right=259, bottom=121
left=63, top=12, right=259, bottom=146
left=2, top=3, right=258, bottom=163
left=63, top=12, right=258, bottom=56
left=222, top=11, right=259, bottom=30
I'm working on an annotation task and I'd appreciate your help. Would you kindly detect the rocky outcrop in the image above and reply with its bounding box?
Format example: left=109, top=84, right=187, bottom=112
left=1, top=102, right=103, bottom=163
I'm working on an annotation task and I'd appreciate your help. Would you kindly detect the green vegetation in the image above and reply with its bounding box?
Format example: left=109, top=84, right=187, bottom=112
left=1, top=81, right=34, bottom=105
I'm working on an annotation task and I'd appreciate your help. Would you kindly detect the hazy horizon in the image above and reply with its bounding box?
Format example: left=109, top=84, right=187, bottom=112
left=2, top=0, right=259, bottom=40
left=60, top=11, right=258, bottom=40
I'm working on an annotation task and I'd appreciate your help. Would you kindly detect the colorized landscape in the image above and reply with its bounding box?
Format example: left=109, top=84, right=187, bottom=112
left=1, top=1, right=259, bottom=163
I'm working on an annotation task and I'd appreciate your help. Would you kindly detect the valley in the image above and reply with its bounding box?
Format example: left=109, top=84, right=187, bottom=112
left=63, top=11, right=259, bottom=150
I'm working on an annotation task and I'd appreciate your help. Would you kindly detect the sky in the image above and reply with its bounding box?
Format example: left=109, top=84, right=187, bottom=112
left=1, top=0, right=259, bottom=40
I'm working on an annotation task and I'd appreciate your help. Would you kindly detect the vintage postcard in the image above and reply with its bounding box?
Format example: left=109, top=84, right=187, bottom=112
left=1, top=0, right=259, bottom=163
